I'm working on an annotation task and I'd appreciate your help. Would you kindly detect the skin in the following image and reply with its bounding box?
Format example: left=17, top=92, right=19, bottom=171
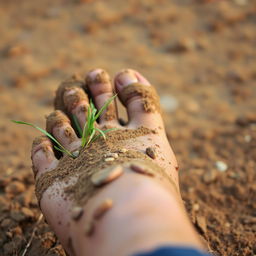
left=31, top=69, right=204, bottom=256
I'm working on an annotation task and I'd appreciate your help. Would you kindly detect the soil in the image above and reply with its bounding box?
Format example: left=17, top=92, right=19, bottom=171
left=0, top=0, right=255, bottom=256
left=35, top=127, right=168, bottom=206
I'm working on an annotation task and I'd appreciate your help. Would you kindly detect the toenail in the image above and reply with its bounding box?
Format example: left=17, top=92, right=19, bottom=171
left=63, top=88, right=88, bottom=111
left=116, top=71, right=138, bottom=89
left=46, top=111, right=70, bottom=134
left=86, top=69, right=110, bottom=86
left=32, top=144, right=52, bottom=155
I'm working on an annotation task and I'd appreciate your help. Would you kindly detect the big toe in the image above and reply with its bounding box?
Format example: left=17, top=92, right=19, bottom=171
left=114, top=69, right=164, bottom=129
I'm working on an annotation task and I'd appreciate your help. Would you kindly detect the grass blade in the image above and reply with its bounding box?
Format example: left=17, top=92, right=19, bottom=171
left=72, top=115, right=82, bottom=137
left=54, top=145, right=67, bottom=153
left=90, top=128, right=116, bottom=143
left=85, top=129, right=95, bottom=147
left=12, top=120, right=73, bottom=157
left=94, top=94, right=117, bottom=121
left=81, top=113, right=90, bottom=147
left=95, top=127, right=106, bottom=140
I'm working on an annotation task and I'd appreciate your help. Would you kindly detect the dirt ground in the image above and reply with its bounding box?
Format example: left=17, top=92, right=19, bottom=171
left=0, top=0, right=255, bottom=255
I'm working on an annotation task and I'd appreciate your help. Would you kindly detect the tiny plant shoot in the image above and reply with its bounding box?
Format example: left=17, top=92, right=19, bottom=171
left=11, top=120, right=74, bottom=157
left=12, top=94, right=117, bottom=158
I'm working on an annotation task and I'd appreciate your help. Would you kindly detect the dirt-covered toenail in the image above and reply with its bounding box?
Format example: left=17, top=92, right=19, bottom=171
left=32, top=136, right=51, bottom=151
left=121, top=83, right=161, bottom=113
left=46, top=110, right=70, bottom=134
left=63, top=87, right=88, bottom=112
left=31, top=136, right=58, bottom=178
left=85, top=69, right=111, bottom=89
left=115, top=70, right=139, bottom=90
left=84, top=69, right=117, bottom=122
left=54, top=76, right=85, bottom=113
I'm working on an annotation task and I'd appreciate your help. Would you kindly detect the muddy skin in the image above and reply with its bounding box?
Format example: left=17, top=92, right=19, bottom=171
left=46, top=111, right=71, bottom=134
left=54, top=77, right=86, bottom=113
left=120, top=83, right=162, bottom=113
left=85, top=69, right=117, bottom=121
left=35, top=132, right=173, bottom=206
left=1, top=1, right=255, bottom=255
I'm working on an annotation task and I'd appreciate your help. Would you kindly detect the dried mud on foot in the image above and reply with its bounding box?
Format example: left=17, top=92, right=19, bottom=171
left=1, top=0, right=256, bottom=255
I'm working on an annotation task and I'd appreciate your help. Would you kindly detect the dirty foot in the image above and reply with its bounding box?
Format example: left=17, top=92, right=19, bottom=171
left=31, top=69, right=202, bottom=256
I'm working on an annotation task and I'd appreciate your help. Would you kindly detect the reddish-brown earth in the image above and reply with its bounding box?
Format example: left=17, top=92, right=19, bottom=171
left=0, top=0, right=255, bottom=255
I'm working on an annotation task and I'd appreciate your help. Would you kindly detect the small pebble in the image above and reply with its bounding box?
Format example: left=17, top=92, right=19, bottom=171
left=21, top=207, right=34, bottom=218
left=5, top=181, right=26, bottom=195
left=91, top=165, right=124, bottom=187
left=225, top=222, right=231, bottom=228
left=146, top=147, right=157, bottom=159
left=215, top=161, right=228, bottom=172
left=203, top=169, right=217, bottom=184
left=244, top=135, right=251, bottom=143
left=160, top=95, right=179, bottom=113
left=84, top=221, right=94, bottom=236
left=104, top=153, right=118, bottom=159
left=104, top=157, right=115, bottom=162
left=72, top=150, right=80, bottom=158
left=193, top=203, right=200, bottom=211
left=130, top=163, right=155, bottom=177
left=71, top=206, right=84, bottom=221
left=93, top=199, right=113, bottom=220
left=119, top=148, right=127, bottom=153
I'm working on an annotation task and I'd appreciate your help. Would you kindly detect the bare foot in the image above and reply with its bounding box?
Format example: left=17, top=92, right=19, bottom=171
left=31, top=69, right=202, bottom=256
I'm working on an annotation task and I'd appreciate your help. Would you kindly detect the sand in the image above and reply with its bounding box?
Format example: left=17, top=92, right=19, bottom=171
left=0, top=0, right=255, bottom=255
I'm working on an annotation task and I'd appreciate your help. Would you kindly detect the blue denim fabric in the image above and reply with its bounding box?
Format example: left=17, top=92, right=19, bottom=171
left=133, top=246, right=211, bottom=256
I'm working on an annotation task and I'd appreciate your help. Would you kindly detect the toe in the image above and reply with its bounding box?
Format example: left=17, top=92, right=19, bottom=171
left=114, top=69, right=164, bottom=129
left=63, top=87, right=89, bottom=132
left=85, top=69, right=117, bottom=124
left=46, top=110, right=81, bottom=152
left=54, top=76, right=89, bottom=134
left=31, top=136, right=59, bottom=179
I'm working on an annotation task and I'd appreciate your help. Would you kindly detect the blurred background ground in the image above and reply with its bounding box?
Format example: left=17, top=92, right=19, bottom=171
left=0, top=0, right=255, bottom=255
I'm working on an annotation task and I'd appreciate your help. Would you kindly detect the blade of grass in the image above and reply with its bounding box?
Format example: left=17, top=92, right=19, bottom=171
left=54, top=145, right=67, bottom=154
left=12, top=120, right=73, bottom=157
left=81, top=102, right=93, bottom=147
left=93, top=94, right=117, bottom=121
left=72, top=115, right=83, bottom=137
left=90, top=128, right=117, bottom=143
left=95, top=127, right=106, bottom=140
left=85, top=129, right=95, bottom=147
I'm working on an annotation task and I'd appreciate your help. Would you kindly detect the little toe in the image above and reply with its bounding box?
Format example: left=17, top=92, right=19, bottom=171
left=46, top=110, right=81, bottom=152
left=31, top=136, right=59, bottom=179
left=114, top=69, right=164, bottom=129
left=85, top=69, right=117, bottom=124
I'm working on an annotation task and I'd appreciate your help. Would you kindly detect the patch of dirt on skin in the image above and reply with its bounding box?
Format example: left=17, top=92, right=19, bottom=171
left=0, top=0, right=255, bottom=255
left=85, top=69, right=117, bottom=121
left=121, top=83, right=161, bottom=113
left=35, top=127, right=169, bottom=206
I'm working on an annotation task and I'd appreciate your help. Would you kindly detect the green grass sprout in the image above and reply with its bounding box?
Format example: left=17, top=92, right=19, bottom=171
left=11, top=120, right=74, bottom=157
left=12, top=94, right=117, bottom=158
left=80, top=94, right=117, bottom=147
left=72, top=115, right=83, bottom=137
